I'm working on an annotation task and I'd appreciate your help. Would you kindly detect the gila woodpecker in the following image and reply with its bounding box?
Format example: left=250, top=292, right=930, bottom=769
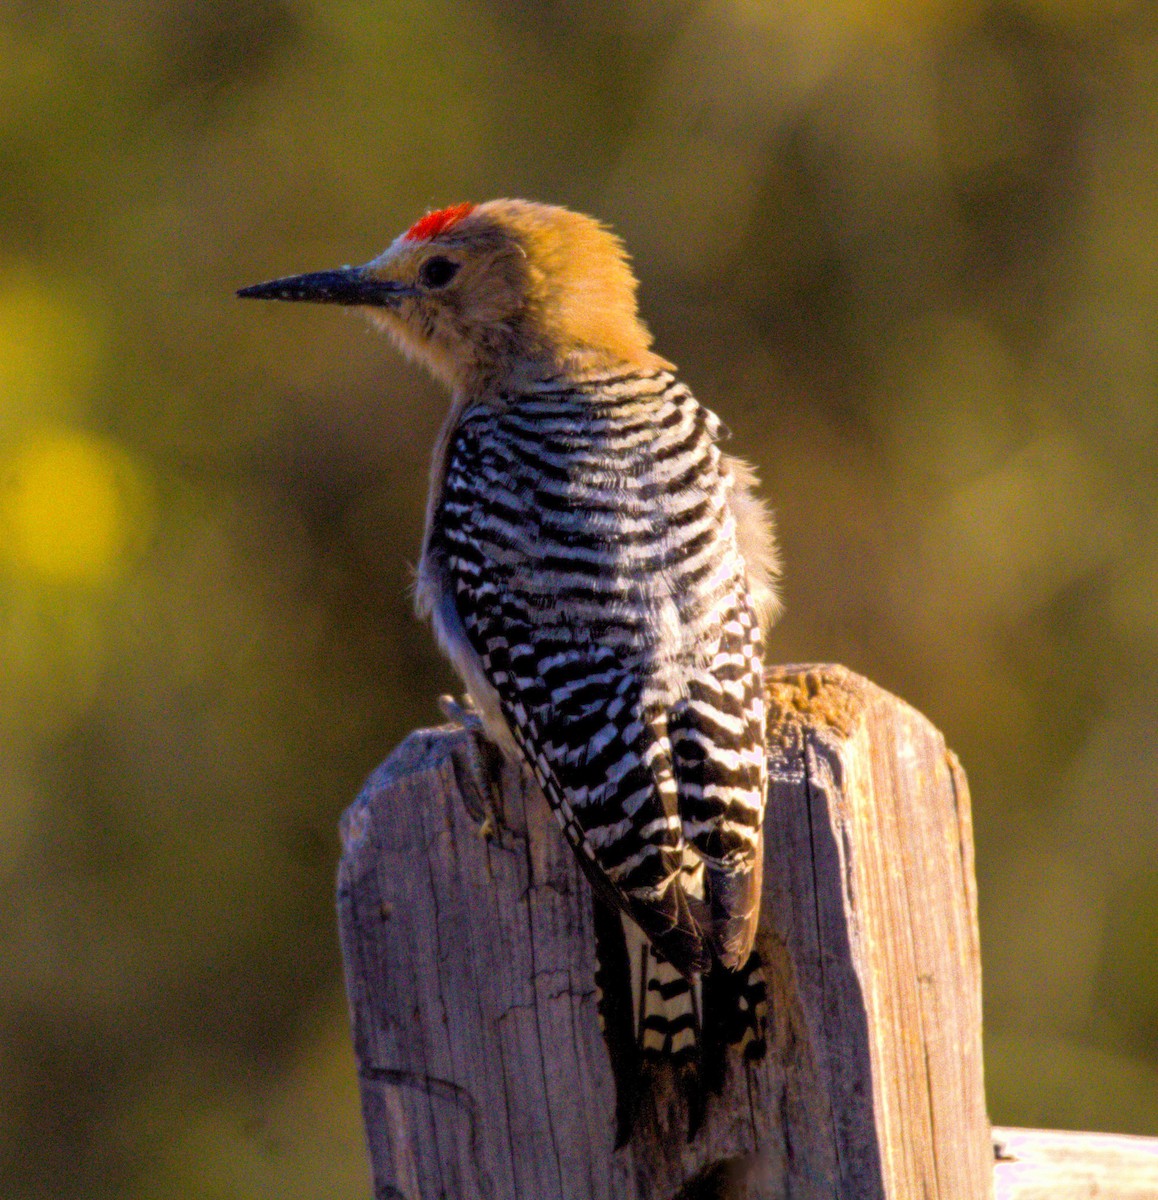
left=239, top=199, right=780, bottom=1116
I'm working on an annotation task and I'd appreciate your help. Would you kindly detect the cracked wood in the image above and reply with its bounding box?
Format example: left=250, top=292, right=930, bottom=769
left=337, top=664, right=993, bottom=1199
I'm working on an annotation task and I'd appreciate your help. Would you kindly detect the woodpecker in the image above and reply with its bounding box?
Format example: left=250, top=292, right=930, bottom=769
left=239, top=200, right=780, bottom=1119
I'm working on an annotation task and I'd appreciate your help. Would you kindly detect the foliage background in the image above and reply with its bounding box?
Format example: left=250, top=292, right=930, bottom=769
left=1, top=0, right=1156, bottom=1195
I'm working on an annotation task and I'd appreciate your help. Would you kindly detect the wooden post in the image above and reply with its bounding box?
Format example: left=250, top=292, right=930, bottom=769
left=992, top=1128, right=1158, bottom=1198
left=335, top=665, right=983, bottom=1198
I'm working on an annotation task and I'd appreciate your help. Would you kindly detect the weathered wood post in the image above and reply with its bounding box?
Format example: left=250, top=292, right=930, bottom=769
left=337, top=663, right=997, bottom=1198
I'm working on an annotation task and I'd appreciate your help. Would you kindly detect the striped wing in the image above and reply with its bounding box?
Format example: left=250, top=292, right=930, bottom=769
left=433, top=369, right=766, bottom=976
left=669, top=587, right=767, bottom=968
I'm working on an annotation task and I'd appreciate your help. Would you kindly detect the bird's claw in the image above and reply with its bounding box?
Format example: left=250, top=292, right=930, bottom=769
left=442, top=695, right=514, bottom=847
left=439, top=693, right=484, bottom=733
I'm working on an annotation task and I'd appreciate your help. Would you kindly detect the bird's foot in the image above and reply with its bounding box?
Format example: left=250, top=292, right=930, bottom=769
left=440, top=694, right=515, bottom=847
left=439, top=693, right=484, bottom=733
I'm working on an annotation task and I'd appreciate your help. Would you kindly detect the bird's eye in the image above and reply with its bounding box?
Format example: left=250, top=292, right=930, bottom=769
left=419, top=257, right=460, bottom=289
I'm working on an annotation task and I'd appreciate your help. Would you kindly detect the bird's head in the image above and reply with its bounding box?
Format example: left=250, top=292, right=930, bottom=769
left=238, top=199, right=665, bottom=389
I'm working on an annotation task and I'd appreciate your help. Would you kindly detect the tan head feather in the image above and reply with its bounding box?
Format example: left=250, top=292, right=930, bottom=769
left=362, top=199, right=670, bottom=389
left=475, top=199, right=661, bottom=368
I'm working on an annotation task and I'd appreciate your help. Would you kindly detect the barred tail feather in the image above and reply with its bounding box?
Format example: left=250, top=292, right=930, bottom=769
left=626, top=915, right=701, bottom=1062
left=700, top=948, right=769, bottom=1095
left=593, top=892, right=770, bottom=1144
left=593, top=901, right=704, bottom=1143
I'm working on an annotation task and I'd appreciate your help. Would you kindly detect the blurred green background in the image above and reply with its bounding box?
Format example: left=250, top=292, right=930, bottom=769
left=1, top=0, right=1155, bottom=1195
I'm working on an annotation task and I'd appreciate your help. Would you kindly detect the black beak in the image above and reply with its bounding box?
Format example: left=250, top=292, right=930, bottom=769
left=237, top=266, right=414, bottom=306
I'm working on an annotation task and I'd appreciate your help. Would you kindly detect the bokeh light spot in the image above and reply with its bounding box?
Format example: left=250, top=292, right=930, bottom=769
left=0, top=430, right=148, bottom=586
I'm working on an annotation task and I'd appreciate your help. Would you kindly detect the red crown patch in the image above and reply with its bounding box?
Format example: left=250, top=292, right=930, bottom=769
left=404, top=203, right=476, bottom=242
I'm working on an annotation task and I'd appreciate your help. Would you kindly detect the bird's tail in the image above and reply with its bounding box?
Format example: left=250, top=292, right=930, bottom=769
left=593, top=899, right=768, bottom=1144
left=627, top=916, right=701, bottom=1061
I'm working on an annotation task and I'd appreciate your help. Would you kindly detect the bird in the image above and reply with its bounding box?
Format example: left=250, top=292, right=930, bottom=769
left=239, top=199, right=780, bottom=1129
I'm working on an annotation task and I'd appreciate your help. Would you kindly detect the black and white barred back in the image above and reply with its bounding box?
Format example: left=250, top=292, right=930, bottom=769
left=431, top=366, right=768, bottom=1051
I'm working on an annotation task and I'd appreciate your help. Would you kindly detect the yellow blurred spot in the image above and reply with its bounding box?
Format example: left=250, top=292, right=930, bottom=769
left=0, top=430, right=148, bottom=585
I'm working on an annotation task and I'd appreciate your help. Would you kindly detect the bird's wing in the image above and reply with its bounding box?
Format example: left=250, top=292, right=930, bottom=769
left=434, top=401, right=709, bottom=975
left=669, top=584, right=767, bottom=969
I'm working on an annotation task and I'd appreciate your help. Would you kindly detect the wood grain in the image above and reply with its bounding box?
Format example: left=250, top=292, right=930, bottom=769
left=337, top=664, right=993, bottom=1198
